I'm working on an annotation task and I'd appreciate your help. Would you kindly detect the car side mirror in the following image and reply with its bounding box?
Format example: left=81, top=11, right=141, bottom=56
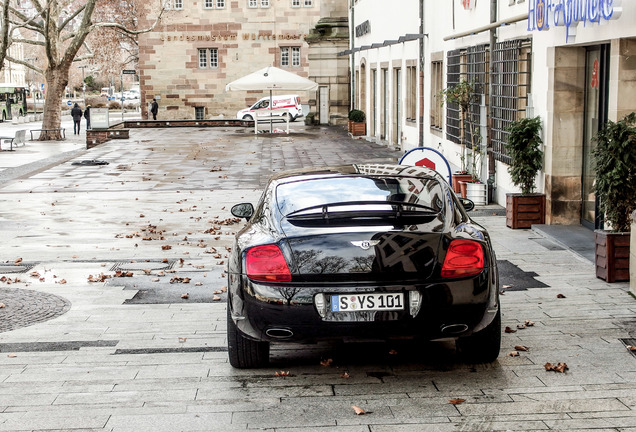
left=459, top=198, right=475, bottom=212
left=231, top=203, right=254, bottom=220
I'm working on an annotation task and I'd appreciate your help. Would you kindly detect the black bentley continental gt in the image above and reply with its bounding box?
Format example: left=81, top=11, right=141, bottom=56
left=227, top=164, right=500, bottom=368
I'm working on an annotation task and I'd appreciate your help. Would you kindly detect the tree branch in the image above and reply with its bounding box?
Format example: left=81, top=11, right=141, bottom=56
left=91, top=4, right=166, bottom=35
left=5, top=55, right=45, bottom=75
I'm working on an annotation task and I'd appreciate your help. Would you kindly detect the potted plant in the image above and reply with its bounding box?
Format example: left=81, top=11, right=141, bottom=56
left=348, top=109, right=366, bottom=136
left=504, top=116, right=545, bottom=229
left=592, top=112, right=636, bottom=282
left=439, top=80, right=482, bottom=195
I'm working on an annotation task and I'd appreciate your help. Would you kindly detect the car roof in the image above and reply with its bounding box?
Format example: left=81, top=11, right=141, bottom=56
left=268, top=164, right=446, bottom=186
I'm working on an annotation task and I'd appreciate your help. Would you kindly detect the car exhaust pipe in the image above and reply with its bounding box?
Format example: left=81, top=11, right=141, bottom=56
left=265, top=328, right=294, bottom=339
left=441, top=324, right=469, bottom=335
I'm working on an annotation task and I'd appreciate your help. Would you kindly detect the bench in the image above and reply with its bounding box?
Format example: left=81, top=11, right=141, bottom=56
left=29, top=128, right=66, bottom=141
left=0, top=130, right=27, bottom=151
left=253, top=109, right=290, bottom=134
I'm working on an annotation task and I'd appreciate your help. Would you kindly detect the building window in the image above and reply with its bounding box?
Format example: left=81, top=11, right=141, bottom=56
left=204, top=0, right=213, bottom=7
left=406, top=65, right=417, bottom=122
left=216, top=0, right=225, bottom=8
left=248, top=0, right=257, bottom=7
left=304, top=0, right=313, bottom=5
left=430, top=61, right=443, bottom=130
left=292, top=0, right=300, bottom=6
left=445, top=44, right=488, bottom=150
left=491, top=39, right=532, bottom=164
left=174, top=0, right=183, bottom=9
left=261, top=0, right=269, bottom=7
left=195, top=107, right=205, bottom=120
left=198, top=48, right=219, bottom=68
left=281, top=47, right=300, bottom=67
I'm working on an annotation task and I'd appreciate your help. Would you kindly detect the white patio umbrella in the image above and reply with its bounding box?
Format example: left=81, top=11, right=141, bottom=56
left=225, top=66, right=318, bottom=133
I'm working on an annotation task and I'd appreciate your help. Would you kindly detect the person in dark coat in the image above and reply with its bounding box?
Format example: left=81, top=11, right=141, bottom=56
left=84, top=105, right=91, bottom=130
left=150, top=98, right=158, bottom=120
left=71, top=103, right=83, bottom=135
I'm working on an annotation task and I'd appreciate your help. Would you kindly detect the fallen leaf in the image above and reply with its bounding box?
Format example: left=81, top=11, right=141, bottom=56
left=340, top=372, right=350, bottom=379
left=7, top=353, right=17, bottom=358
left=151, top=278, right=160, bottom=282
left=508, top=351, right=520, bottom=357
left=449, top=398, right=465, bottom=405
left=162, top=245, right=172, bottom=250
left=557, top=294, right=566, bottom=298
left=181, top=293, right=189, bottom=299
left=525, top=320, right=535, bottom=326
left=0, top=303, right=5, bottom=308
left=388, top=349, right=398, bottom=355
left=352, top=405, right=366, bottom=415
left=14, top=258, right=22, bottom=264
left=517, top=324, right=526, bottom=330
left=627, top=345, right=636, bottom=352
left=514, top=345, right=529, bottom=352
left=275, top=371, right=290, bottom=377
left=212, top=295, right=221, bottom=301
left=545, top=362, right=569, bottom=373
left=320, top=358, right=333, bottom=367
left=143, top=269, right=152, bottom=274
left=178, top=337, right=187, bottom=343
left=504, top=326, right=517, bottom=333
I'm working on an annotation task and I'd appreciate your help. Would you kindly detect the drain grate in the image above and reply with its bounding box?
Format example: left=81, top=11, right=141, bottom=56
left=114, top=346, right=227, bottom=355
left=71, top=159, right=109, bottom=166
left=0, top=263, right=35, bottom=274
left=0, top=340, right=119, bottom=353
left=110, top=260, right=176, bottom=272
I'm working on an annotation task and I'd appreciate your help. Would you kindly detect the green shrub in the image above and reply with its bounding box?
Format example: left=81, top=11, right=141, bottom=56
left=348, top=109, right=365, bottom=123
left=504, top=116, right=543, bottom=194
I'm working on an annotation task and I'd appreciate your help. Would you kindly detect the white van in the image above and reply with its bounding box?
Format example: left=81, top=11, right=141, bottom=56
left=236, top=94, right=303, bottom=122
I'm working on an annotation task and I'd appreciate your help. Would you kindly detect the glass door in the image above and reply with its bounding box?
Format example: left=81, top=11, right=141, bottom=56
left=581, top=45, right=609, bottom=229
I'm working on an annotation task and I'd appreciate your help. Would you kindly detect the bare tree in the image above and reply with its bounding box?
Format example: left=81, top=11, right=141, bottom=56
left=0, top=0, right=9, bottom=71
left=4, top=0, right=164, bottom=140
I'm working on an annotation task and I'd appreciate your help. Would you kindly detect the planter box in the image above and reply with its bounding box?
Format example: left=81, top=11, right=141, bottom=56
left=506, top=193, right=546, bottom=229
left=466, top=182, right=487, bottom=205
left=452, top=173, right=473, bottom=194
left=595, top=230, right=630, bottom=282
left=348, top=121, right=366, bottom=136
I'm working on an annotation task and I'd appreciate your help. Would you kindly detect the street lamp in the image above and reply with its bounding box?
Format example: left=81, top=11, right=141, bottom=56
left=78, top=65, right=88, bottom=103
left=25, top=57, right=37, bottom=114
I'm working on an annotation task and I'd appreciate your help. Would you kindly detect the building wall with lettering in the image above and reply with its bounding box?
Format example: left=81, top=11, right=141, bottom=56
left=137, top=0, right=346, bottom=120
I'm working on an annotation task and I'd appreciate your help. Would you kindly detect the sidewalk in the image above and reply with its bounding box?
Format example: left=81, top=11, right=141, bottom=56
left=0, top=124, right=633, bottom=431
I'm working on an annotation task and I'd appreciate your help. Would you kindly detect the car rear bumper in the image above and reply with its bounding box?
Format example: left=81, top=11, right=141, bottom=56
left=229, top=273, right=497, bottom=343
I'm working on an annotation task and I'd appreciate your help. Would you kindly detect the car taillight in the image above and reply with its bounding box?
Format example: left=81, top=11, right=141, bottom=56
left=441, top=239, right=484, bottom=278
left=246, top=244, right=292, bottom=282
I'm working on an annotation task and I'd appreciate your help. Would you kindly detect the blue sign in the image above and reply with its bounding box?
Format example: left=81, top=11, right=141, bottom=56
left=527, top=0, right=622, bottom=43
left=66, top=100, right=72, bottom=106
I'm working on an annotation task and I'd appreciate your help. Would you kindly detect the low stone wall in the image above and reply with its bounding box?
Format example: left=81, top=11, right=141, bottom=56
left=85, top=119, right=252, bottom=148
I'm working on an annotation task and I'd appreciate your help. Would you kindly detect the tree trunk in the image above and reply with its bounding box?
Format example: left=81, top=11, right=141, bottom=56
left=40, top=65, right=70, bottom=141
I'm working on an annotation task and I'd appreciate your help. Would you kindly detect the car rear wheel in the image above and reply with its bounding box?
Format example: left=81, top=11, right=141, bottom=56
left=456, top=309, right=501, bottom=363
left=287, top=112, right=295, bottom=122
left=227, top=305, right=270, bottom=368
left=242, top=115, right=253, bottom=121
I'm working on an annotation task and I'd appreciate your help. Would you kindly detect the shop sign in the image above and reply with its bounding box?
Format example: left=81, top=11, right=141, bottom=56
left=355, top=20, right=371, bottom=38
left=527, top=0, right=622, bottom=43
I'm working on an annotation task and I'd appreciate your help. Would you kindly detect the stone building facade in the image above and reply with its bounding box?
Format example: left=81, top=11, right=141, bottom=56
left=137, top=0, right=347, bottom=122
left=349, top=0, right=636, bottom=228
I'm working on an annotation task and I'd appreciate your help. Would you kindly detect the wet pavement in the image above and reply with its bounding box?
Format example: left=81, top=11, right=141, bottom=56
left=0, top=117, right=635, bottom=431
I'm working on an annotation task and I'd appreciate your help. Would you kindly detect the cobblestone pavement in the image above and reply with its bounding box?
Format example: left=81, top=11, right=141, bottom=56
left=0, top=122, right=634, bottom=431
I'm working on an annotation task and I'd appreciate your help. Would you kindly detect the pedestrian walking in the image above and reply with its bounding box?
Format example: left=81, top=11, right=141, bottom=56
left=84, top=105, right=91, bottom=130
left=150, top=98, right=158, bottom=120
left=71, top=103, right=83, bottom=135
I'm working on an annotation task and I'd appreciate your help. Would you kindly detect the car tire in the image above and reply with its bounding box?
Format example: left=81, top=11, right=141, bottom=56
left=456, top=309, right=501, bottom=363
left=287, top=112, right=295, bottom=122
left=227, top=305, right=270, bottom=368
left=242, top=115, right=253, bottom=121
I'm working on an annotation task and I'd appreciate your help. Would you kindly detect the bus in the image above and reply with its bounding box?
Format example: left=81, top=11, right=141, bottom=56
left=0, top=83, right=27, bottom=121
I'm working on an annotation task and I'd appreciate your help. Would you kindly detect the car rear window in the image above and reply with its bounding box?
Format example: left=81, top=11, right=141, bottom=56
left=275, top=176, right=444, bottom=217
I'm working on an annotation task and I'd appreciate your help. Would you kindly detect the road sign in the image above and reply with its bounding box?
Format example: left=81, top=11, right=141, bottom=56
left=122, top=69, right=136, bottom=75
left=399, top=147, right=452, bottom=185
left=66, top=100, right=72, bottom=106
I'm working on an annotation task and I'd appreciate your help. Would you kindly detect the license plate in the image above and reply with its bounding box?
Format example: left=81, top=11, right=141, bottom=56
left=330, top=293, right=404, bottom=312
